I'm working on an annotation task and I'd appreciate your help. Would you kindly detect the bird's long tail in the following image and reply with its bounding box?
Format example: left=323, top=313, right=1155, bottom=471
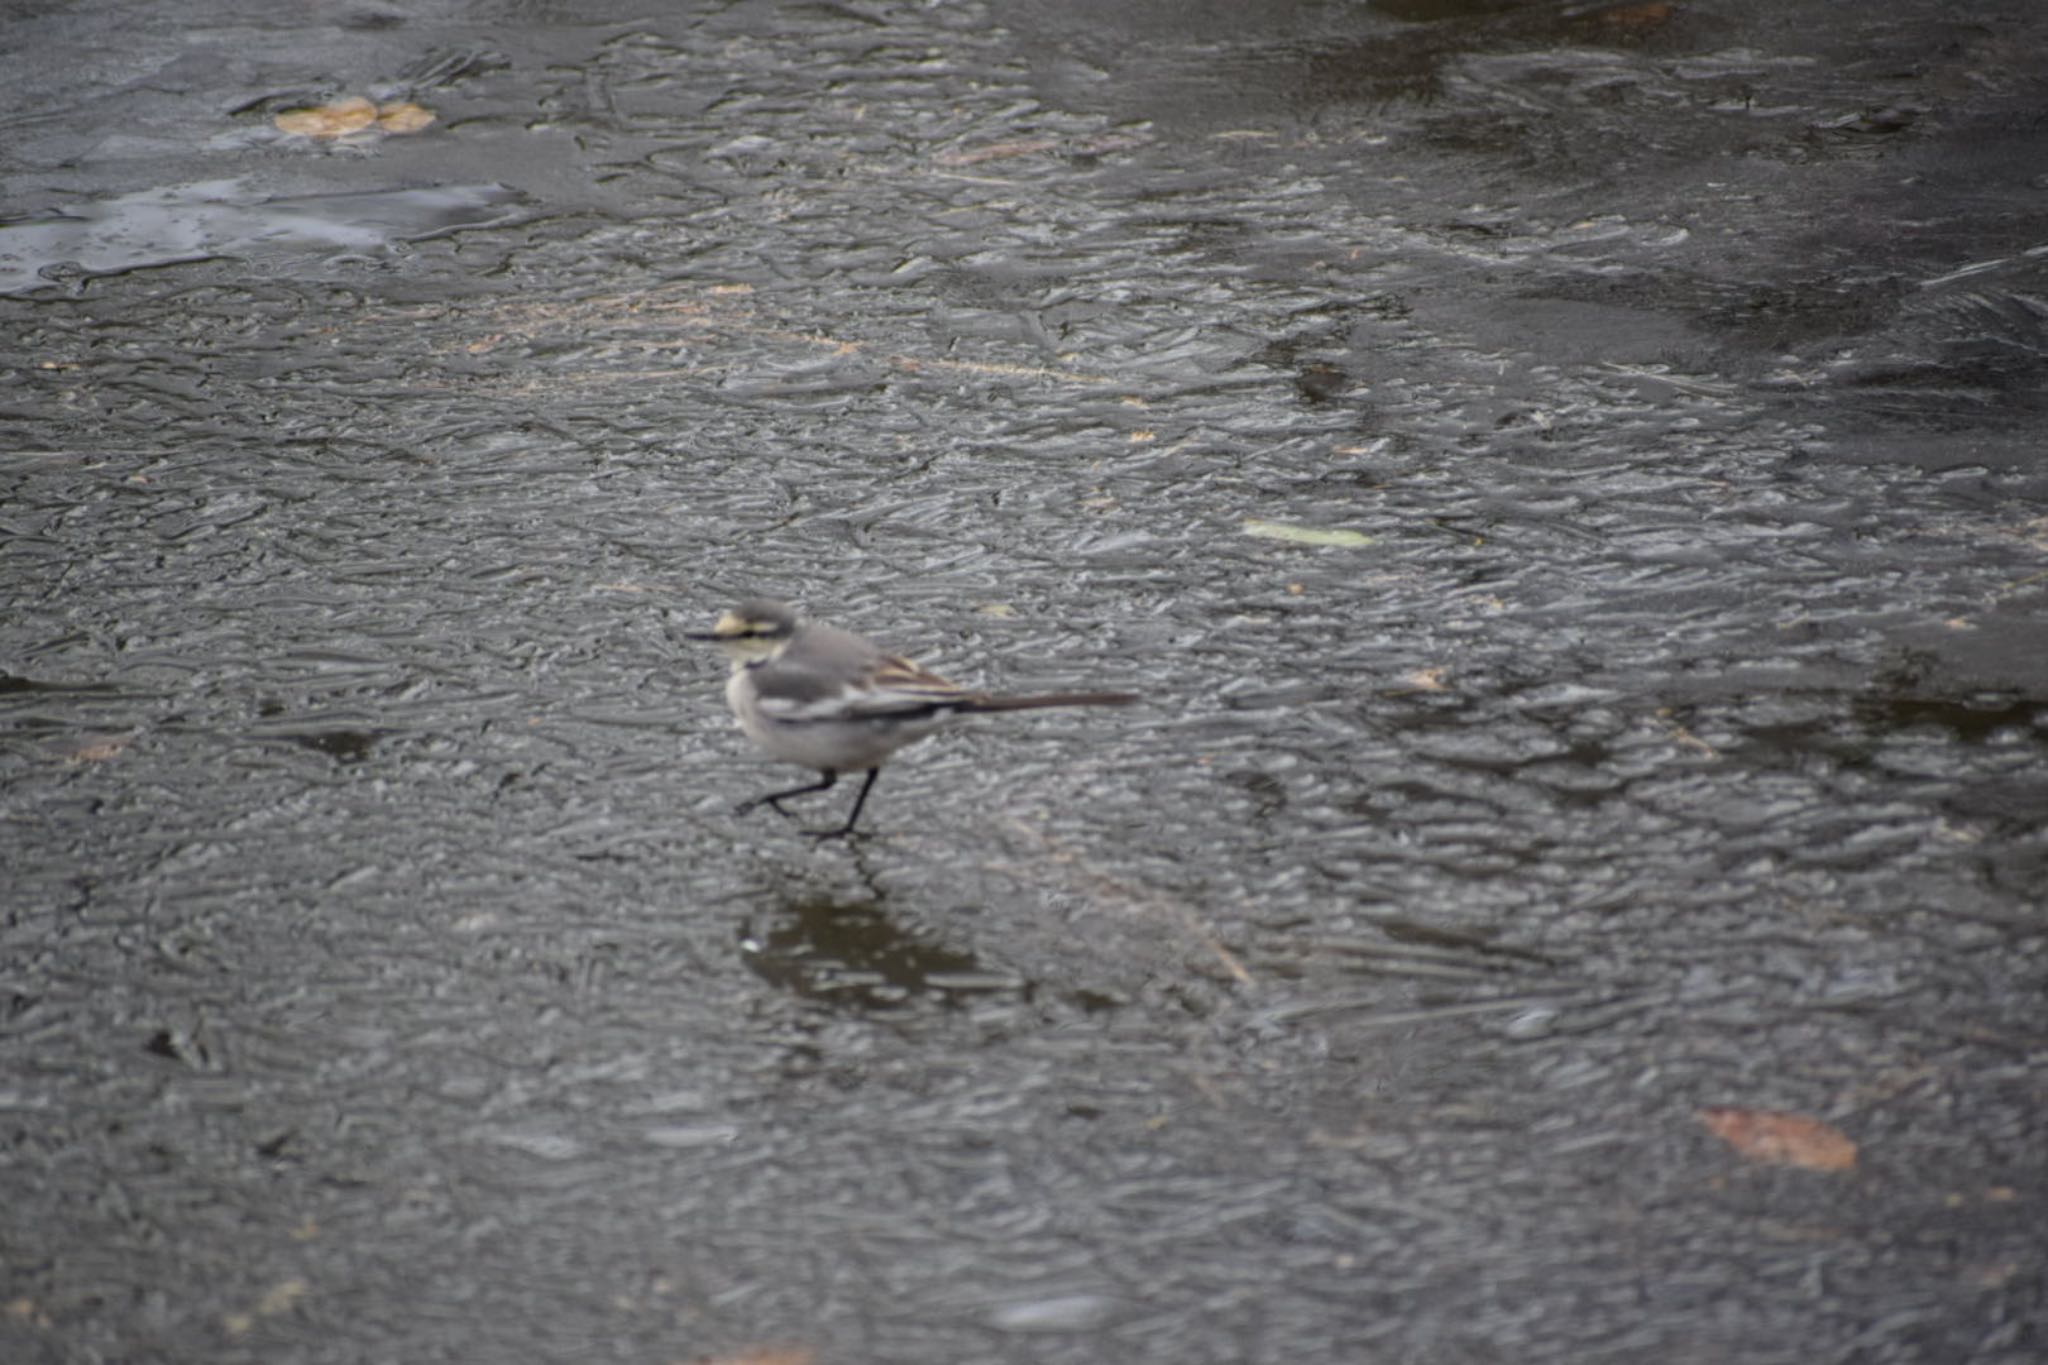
left=956, top=691, right=1140, bottom=712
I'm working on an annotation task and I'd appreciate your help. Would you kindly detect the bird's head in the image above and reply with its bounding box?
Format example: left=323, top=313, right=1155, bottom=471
left=684, top=599, right=801, bottom=663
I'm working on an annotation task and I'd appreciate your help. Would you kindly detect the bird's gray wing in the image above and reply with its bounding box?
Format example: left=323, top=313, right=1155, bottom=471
left=751, top=626, right=974, bottom=722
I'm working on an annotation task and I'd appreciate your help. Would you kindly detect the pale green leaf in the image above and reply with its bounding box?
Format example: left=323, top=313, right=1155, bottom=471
left=1241, top=518, right=1373, bottom=548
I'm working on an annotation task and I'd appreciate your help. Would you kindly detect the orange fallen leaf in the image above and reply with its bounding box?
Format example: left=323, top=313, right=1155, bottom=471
left=274, top=97, right=378, bottom=138
left=274, top=97, right=435, bottom=139
left=1399, top=667, right=1449, bottom=692
left=375, top=101, right=436, bottom=134
left=1698, top=1107, right=1857, bottom=1171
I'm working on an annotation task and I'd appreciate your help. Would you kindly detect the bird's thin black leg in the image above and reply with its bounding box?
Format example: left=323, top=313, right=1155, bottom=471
left=806, top=767, right=881, bottom=840
left=736, top=769, right=837, bottom=819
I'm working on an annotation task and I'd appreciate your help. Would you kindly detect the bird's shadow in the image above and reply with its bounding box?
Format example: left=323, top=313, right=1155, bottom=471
left=737, top=887, right=1025, bottom=1015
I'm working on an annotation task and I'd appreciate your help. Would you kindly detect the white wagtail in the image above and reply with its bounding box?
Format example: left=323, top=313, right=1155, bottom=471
left=684, top=599, right=1137, bottom=838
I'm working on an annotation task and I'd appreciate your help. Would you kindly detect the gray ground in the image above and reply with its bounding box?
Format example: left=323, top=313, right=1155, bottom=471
left=2, top=1, right=2044, bottom=1362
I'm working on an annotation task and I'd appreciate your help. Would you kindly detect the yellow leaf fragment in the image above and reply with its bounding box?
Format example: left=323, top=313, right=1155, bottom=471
left=1242, top=518, right=1373, bottom=548
left=1698, top=1107, right=1857, bottom=1172
left=223, top=1276, right=310, bottom=1338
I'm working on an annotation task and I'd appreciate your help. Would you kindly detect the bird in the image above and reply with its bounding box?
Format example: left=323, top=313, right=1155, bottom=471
left=683, top=599, right=1137, bottom=839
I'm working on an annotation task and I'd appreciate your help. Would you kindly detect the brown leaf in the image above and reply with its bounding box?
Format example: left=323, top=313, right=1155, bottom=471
left=1698, top=1107, right=1858, bottom=1171
left=65, top=736, right=129, bottom=763
left=935, top=138, right=1057, bottom=166
left=1599, top=1, right=1676, bottom=28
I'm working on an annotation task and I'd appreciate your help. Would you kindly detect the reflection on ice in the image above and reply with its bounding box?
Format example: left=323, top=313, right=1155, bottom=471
left=0, top=177, right=525, bottom=293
